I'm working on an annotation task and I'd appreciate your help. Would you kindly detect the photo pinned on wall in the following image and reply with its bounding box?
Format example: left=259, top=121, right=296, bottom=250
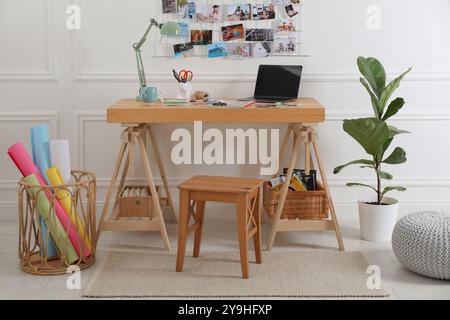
left=162, top=0, right=177, bottom=14
left=177, top=1, right=196, bottom=20
left=227, top=43, right=251, bottom=58
left=191, top=30, right=213, bottom=45
left=174, top=42, right=194, bottom=57
left=221, top=24, right=245, bottom=41
left=225, top=4, right=252, bottom=22
left=285, top=4, right=299, bottom=18
left=276, top=18, right=298, bottom=33
left=207, top=43, right=228, bottom=58
left=252, top=42, right=272, bottom=58
left=252, top=3, right=276, bottom=20
left=196, top=4, right=223, bottom=23
left=274, top=0, right=301, bottom=4
left=177, top=22, right=190, bottom=41
left=273, top=36, right=298, bottom=55
left=245, top=29, right=274, bottom=42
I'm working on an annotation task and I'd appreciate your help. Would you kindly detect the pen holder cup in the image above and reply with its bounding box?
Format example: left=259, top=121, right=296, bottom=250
left=177, top=82, right=193, bottom=101
left=18, top=170, right=97, bottom=275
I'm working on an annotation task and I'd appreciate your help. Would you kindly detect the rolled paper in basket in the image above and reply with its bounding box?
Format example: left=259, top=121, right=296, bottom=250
left=39, top=216, right=58, bottom=258
left=8, top=142, right=46, bottom=182
left=7, top=143, right=90, bottom=258
left=49, top=140, right=72, bottom=184
left=8, top=136, right=58, bottom=257
left=22, top=174, right=79, bottom=264
left=47, top=166, right=91, bottom=251
left=30, top=125, right=52, bottom=184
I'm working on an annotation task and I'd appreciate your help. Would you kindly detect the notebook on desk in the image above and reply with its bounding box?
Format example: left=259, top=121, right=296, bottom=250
left=241, top=65, right=303, bottom=103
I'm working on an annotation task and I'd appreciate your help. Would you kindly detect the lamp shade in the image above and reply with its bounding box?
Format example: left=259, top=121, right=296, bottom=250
left=160, top=21, right=181, bottom=36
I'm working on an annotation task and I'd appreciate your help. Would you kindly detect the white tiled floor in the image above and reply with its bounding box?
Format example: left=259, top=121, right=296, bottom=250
left=1, top=218, right=449, bottom=300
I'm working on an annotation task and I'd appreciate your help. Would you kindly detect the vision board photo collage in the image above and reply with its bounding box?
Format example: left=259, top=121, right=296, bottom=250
left=162, top=0, right=302, bottom=58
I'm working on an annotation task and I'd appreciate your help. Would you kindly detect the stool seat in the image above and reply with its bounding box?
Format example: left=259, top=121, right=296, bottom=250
left=179, top=176, right=263, bottom=194
left=176, top=176, right=264, bottom=279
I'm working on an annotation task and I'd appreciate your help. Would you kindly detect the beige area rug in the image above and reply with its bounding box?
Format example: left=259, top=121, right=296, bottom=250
left=83, top=250, right=389, bottom=298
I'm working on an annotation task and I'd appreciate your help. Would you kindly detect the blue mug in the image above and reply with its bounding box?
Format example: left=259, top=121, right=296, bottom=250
left=139, top=86, right=158, bottom=103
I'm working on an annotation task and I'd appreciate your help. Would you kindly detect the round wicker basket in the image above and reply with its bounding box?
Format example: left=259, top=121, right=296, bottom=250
left=18, top=170, right=97, bottom=275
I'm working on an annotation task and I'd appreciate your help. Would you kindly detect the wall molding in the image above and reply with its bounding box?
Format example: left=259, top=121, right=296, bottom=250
left=75, top=111, right=107, bottom=169
left=73, top=108, right=450, bottom=184
left=3, top=108, right=450, bottom=212
left=73, top=70, right=450, bottom=84
left=71, top=110, right=450, bottom=204
left=0, top=0, right=57, bottom=82
left=326, top=111, right=450, bottom=121
left=2, top=176, right=447, bottom=205
left=73, top=109, right=450, bottom=123
left=91, top=177, right=450, bottom=189
left=0, top=111, right=59, bottom=190
left=0, top=111, right=59, bottom=136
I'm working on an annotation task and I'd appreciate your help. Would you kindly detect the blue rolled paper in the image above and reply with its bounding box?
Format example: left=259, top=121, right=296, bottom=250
left=31, top=124, right=57, bottom=258
left=40, top=217, right=58, bottom=258
left=30, top=125, right=51, bottom=184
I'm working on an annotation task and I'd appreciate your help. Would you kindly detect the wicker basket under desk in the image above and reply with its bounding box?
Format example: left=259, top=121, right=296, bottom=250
left=263, top=181, right=329, bottom=220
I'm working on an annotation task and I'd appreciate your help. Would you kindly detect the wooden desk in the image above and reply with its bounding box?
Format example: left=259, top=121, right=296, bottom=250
left=98, top=98, right=344, bottom=251
left=107, top=98, right=325, bottom=124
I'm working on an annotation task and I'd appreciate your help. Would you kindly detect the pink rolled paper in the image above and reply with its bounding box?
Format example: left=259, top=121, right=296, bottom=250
left=7, top=142, right=90, bottom=258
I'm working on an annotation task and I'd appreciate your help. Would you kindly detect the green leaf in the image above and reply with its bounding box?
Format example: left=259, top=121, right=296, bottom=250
left=357, top=57, right=386, bottom=98
left=343, top=118, right=391, bottom=162
left=381, top=186, right=407, bottom=198
left=388, top=125, right=410, bottom=138
left=377, top=170, right=393, bottom=180
left=382, top=97, right=405, bottom=121
left=360, top=165, right=375, bottom=169
left=360, top=77, right=380, bottom=118
left=333, top=159, right=374, bottom=174
left=382, top=138, right=393, bottom=155
left=382, top=125, right=410, bottom=155
left=347, top=182, right=377, bottom=193
left=378, top=67, right=412, bottom=115
left=383, top=147, right=407, bottom=164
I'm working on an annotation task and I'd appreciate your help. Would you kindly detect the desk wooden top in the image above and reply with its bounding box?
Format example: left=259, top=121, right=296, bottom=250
left=107, top=98, right=325, bottom=124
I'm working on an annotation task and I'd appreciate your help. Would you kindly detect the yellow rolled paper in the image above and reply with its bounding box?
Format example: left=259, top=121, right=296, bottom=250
left=46, top=166, right=92, bottom=251
left=22, top=174, right=78, bottom=264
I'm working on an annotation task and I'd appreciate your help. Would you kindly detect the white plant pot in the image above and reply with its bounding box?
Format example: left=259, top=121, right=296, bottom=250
left=358, top=196, right=399, bottom=242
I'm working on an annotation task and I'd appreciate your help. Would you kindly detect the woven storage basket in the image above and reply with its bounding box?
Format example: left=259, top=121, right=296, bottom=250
left=263, top=181, right=329, bottom=220
left=18, top=170, right=96, bottom=275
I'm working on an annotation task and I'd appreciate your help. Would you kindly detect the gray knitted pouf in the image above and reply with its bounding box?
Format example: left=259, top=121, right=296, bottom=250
left=392, top=211, right=450, bottom=280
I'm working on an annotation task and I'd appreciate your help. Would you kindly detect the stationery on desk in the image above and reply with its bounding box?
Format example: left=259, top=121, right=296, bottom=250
left=255, top=102, right=305, bottom=108
left=173, top=69, right=194, bottom=83
left=162, top=98, right=255, bottom=108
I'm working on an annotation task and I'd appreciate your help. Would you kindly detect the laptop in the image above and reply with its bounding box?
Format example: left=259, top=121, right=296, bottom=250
left=242, top=65, right=303, bottom=103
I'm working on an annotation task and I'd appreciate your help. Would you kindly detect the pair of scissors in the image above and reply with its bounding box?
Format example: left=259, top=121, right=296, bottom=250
left=178, top=70, right=193, bottom=83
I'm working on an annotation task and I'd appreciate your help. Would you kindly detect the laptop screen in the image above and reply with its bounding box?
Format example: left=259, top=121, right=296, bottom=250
left=254, top=65, right=302, bottom=100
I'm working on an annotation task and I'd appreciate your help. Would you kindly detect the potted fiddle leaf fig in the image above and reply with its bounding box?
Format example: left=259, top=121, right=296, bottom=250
left=334, top=57, right=412, bottom=241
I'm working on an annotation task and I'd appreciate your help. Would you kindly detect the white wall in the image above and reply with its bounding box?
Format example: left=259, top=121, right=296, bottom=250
left=1, top=0, right=450, bottom=222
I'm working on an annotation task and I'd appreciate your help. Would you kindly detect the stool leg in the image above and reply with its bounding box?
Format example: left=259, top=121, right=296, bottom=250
left=253, top=190, right=262, bottom=264
left=176, top=190, right=190, bottom=272
left=193, top=200, right=206, bottom=258
left=236, top=194, right=249, bottom=279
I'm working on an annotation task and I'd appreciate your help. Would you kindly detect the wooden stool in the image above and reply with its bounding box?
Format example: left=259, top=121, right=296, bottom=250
left=176, top=176, right=264, bottom=279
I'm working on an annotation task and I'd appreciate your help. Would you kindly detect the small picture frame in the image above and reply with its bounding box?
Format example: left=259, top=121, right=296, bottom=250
left=221, top=24, right=245, bottom=42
